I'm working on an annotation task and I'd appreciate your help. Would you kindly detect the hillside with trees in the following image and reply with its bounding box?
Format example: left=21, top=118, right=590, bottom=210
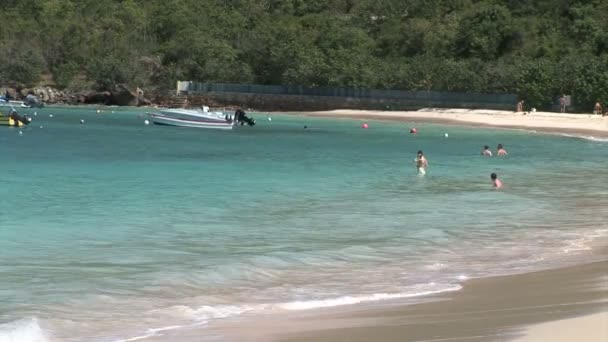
left=1, top=0, right=607, bottom=109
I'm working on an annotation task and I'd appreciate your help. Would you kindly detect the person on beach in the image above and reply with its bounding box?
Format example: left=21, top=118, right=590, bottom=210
left=482, top=145, right=493, bottom=156
left=594, top=101, right=602, bottom=115
left=497, top=144, right=508, bottom=156
left=516, top=100, right=524, bottom=112
left=414, top=150, right=428, bottom=175
left=559, top=94, right=567, bottom=113
left=491, top=173, right=503, bottom=189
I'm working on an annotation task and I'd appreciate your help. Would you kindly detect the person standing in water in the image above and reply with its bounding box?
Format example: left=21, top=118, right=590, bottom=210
left=497, top=144, right=508, bottom=156
left=482, top=145, right=493, bottom=156
left=491, top=173, right=503, bottom=189
left=414, top=150, right=428, bottom=175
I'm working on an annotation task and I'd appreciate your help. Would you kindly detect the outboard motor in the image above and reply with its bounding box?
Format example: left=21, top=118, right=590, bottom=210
left=24, top=93, right=44, bottom=108
left=234, top=109, right=256, bottom=126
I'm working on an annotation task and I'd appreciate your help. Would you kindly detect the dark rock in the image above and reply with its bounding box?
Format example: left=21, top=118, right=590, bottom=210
left=84, top=91, right=111, bottom=105
left=19, top=88, right=31, bottom=98
left=109, top=84, right=138, bottom=106
left=139, top=97, right=152, bottom=106
left=8, top=88, right=18, bottom=100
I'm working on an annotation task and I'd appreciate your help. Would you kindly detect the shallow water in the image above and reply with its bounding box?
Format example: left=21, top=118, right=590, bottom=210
left=1, top=107, right=607, bottom=341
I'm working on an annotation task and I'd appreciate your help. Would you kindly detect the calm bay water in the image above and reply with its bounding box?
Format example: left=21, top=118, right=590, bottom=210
left=1, top=107, right=607, bottom=341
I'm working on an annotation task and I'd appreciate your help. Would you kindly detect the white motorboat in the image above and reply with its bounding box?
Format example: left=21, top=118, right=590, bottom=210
left=147, top=107, right=255, bottom=129
left=147, top=112, right=234, bottom=129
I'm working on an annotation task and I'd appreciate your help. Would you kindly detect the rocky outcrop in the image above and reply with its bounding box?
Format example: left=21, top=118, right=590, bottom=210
left=109, top=84, right=138, bottom=106
left=82, top=84, right=151, bottom=106
left=1, top=84, right=153, bottom=106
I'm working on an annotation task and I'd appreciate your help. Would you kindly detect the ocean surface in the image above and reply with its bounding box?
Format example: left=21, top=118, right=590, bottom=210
left=1, top=106, right=607, bottom=342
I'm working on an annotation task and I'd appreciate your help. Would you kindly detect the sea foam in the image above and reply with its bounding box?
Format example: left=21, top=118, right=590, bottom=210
left=0, top=318, right=48, bottom=342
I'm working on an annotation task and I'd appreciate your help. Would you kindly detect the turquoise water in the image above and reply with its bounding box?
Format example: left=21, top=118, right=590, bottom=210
left=1, top=107, right=607, bottom=341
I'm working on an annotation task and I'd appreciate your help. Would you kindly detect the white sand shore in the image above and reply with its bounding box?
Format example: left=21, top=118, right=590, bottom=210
left=513, top=312, right=608, bottom=342
left=296, top=109, right=608, bottom=138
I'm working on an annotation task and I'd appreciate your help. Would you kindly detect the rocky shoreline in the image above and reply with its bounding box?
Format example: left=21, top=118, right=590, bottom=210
left=0, top=84, right=154, bottom=107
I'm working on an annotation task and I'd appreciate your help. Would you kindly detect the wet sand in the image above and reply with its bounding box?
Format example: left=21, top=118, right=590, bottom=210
left=200, top=258, right=607, bottom=342
left=288, top=109, right=608, bottom=138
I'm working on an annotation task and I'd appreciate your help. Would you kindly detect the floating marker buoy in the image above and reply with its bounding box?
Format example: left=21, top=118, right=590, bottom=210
left=410, top=128, right=417, bottom=134
left=444, top=133, right=449, bottom=138
left=268, top=117, right=272, bottom=121
left=49, top=114, right=53, bottom=118
left=96, top=110, right=101, bottom=114
left=144, top=120, right=150, bottom=125
left=80, top=119, right=85, bottom=124
left=34, top=112, right=37, bottom=116
left=111, top=111, right=115, bottom=114
left=19, top=131, right=23, bottom=135
left=361, top=123, right=369, bottom=129
left=40, top=126, right=43, bottom=129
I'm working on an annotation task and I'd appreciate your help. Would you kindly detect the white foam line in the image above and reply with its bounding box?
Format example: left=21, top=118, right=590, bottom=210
left=558, top=133, right=608, bottom=142
left=277, top=286, right=462, bottom=310
left=113, top=333, right=156, bottom=342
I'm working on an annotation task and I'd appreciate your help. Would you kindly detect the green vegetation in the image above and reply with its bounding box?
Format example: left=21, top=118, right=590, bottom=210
left=1, top=0, right=607, bottom=109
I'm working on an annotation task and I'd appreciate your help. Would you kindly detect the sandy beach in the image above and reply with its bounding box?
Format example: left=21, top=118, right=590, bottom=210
left=292, top=109, right=608, bottom=138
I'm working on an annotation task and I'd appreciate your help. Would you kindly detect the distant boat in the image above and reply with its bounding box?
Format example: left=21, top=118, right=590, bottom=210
left=0, top=95, right=44, bottom=108
left=0, top=99, right=28, bottom=108
left=147, top=107, right=255, bottom=130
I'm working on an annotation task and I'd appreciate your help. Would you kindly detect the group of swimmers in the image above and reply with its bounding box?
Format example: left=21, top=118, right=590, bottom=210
left=481, top=144, right=508, bottom=157
left=414, top=144, right=508, bottom=189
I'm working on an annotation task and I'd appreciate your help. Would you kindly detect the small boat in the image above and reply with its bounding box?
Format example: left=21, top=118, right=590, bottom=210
left=147, top=112, right=234, bottom=129
left=0, top=99, right=28, bottom=108
left=0, top=94, right=44, bottom=108
left=147, top=107, right=255, bottom=129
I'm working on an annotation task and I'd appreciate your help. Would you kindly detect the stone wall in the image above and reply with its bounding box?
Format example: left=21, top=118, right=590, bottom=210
left=176, top=92, right=516, bottom=111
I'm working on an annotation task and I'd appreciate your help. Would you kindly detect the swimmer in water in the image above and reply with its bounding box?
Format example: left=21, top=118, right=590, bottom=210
left=482, top=145, right=493, bottom=156
left=497, top=144, right=508, bottom=156
left=414, top=150, right=428, bottom=175
left=491, top=173, right=503, bottom=189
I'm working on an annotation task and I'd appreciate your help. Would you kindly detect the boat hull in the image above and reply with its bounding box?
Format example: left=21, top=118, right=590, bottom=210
left=0, top=100, right=28, bottom=108
left=148, top=113, right=233, bottom=130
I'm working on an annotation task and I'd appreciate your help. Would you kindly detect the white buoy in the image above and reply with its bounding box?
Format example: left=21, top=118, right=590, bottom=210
left=144, top=120, right=150, bottom=125
left=40, top=126, right=43, bottom=129
left=49, top=114, right=53, bottom=118
left=96, top=109, right=101, bottom=114
left=34, top=112, right=37, bottom=116
left=444, top=133, right=449, bottom=138
left=80, top=119, right=85, bottom=124
left=19, top=131, right=23, bottom=135
left=111, top=111, right=115, bottom=113
left=268, top=117, right=272, bottom=121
